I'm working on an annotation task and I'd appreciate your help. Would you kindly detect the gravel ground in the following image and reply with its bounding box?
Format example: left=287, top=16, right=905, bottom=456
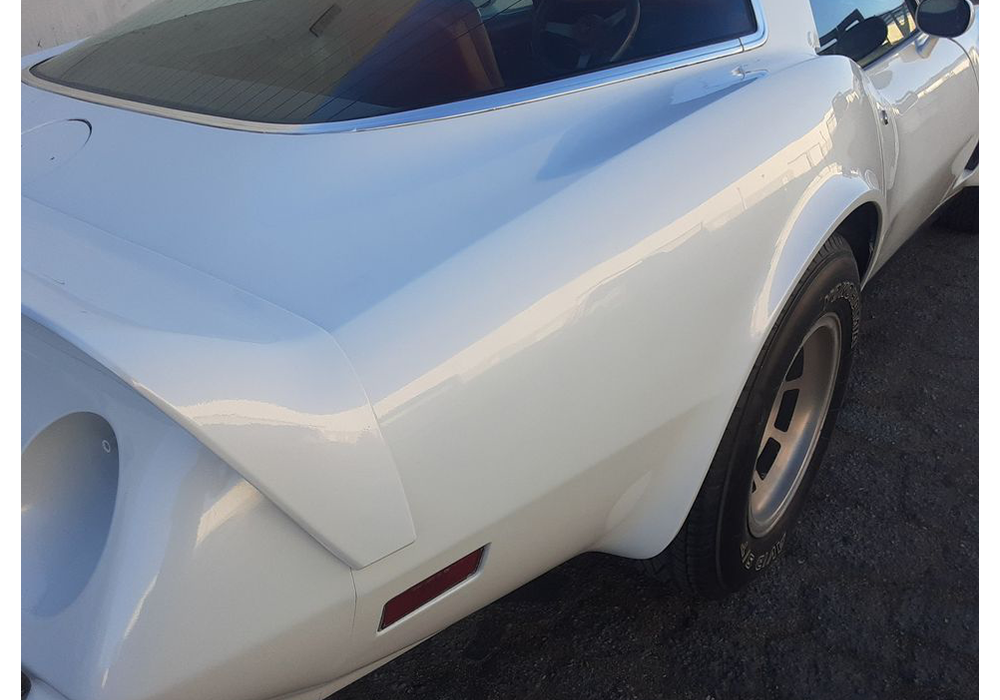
left=336, top=223, right=978, bottom=700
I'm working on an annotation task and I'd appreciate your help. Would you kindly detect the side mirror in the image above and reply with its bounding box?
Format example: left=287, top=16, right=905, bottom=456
left=916, top=0, right=974, bottom=38
left=832, top=16, right=889, bottom=62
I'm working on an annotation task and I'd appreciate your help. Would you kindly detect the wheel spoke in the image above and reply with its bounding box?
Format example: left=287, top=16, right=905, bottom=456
left=759, top=423, right=781, bottom=450
left=781, top=376, right=805, bottom=393
left=748, top=313, right=842, bottom=537
left=763, top=391, right=784, bottom=436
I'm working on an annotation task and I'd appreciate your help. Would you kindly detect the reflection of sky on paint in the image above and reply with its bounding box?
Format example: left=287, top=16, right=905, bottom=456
left=196, top=481, right=262, bottom=546
left=375, top=106, right=845, bottom=418
left=179, top=398, right=372, bottom=443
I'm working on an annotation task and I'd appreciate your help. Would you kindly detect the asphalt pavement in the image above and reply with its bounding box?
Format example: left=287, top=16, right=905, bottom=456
left=335, top=222, right=978, bottom=700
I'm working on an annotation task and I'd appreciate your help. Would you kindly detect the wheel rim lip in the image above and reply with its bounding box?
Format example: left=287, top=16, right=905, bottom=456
left=747, top=312, right=842, bottom=538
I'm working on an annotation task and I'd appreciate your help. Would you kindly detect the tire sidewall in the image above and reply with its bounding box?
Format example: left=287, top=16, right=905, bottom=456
left=716, top=246, right=860, bottom=591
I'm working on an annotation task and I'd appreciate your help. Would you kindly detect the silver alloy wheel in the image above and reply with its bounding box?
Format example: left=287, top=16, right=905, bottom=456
left=748, top=312, right=842, bottom=537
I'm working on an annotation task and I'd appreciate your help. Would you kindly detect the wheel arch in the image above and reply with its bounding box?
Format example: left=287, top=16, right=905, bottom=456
left=837, top=201, right=882, bottom=285
left=593, top=175, right=885, bottom=561
left=761, top=177, right=884, bottom=328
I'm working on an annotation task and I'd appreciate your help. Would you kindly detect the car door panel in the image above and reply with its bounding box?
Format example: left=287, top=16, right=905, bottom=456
left=806, top=0, right=978, bottom=267
left=866, top=33, right=978, bottom=262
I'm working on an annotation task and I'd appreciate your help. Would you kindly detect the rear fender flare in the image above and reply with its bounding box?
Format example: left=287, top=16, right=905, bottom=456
left=595, top=173, right=884, bottom=560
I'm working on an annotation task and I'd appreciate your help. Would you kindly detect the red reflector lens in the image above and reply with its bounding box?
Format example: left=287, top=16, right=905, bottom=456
left=379, top=547, right=486, bottom=630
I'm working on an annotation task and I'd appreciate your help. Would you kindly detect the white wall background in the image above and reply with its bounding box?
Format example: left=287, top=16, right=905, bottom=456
left=21, top=0, right=154, bottom=55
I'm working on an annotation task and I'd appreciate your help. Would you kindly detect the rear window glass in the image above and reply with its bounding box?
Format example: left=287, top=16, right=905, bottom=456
left=31, top=0, right=757, bottom=125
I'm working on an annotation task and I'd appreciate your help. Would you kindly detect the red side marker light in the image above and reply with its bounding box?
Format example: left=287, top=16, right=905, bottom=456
left=379, top=546, right=486, bottom=630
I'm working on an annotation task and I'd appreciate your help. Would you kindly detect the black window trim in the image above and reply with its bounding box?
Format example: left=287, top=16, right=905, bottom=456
left=21, top=0, right=768, bottom=135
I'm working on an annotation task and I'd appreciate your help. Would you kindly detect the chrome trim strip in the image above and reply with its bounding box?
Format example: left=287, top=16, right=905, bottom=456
left=22, top=2, right=767, bottom=135
left=741, top=0, right=769, bottom=51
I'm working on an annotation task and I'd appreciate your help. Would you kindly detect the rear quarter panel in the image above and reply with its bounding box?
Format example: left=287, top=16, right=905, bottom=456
left=334, top=52, right=886, bottom=668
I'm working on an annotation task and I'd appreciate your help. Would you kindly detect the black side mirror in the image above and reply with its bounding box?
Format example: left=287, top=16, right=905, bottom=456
left=831, top=16, right=889, bottom=62
left=916, top=0, right=974, bottom=38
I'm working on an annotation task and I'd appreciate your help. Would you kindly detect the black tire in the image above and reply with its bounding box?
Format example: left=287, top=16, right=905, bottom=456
left=641, top=233, right=861, bottom=598
left=939, top=186, right=978, bottom=233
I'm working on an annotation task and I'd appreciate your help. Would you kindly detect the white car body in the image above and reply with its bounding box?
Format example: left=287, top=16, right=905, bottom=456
left=21, top=0, right=978, bottom=698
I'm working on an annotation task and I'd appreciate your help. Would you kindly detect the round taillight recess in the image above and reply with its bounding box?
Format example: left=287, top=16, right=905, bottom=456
left=21, top=413, right=119, bottom=616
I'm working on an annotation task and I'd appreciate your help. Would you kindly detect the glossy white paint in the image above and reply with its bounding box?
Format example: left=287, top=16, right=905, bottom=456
left=953, top=6, right=979, bottom=78
left=22, top=319, right=358, bottom=700
left=863, top=17, right=979, bottom=268
left=21, top=0, right=978, bottom=697
left=22, top=197, right=415, bottom=569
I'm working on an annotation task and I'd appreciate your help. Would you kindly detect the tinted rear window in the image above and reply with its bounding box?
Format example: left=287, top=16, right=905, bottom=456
left=32, top=0, right=757, bottom=125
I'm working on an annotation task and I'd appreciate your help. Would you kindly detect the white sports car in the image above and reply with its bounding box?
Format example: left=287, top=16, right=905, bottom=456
left=21, top=0, right=978, bottom=697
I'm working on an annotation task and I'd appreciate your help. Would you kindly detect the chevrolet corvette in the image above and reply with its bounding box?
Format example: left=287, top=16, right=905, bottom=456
left=21, top=0, right=978, bottom=697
